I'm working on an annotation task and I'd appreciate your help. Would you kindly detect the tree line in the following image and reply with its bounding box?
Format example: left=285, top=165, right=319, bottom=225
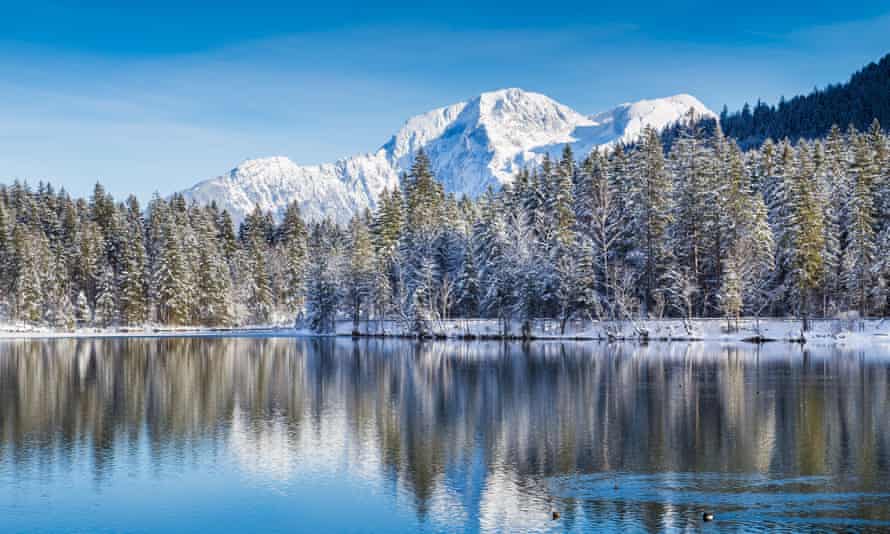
left=719, top=53, right=890, bottom=148
left=0, top=112, right=888, bottom=333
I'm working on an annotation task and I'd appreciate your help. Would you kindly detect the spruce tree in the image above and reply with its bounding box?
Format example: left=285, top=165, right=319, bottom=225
left=280, top=202, right=308, bottom=315
left=344, top=216, right=376, bottom=330
left=247, top=237, right=273, bottom=324
left=76, top=290, right=92, bottom=326
left=119, top=198, right=148, bottom=325
left=95, top=264, right=117, bottom=327
left=843, top=134, right=878, bottom=318
left=635, top=127, right=673, bottom=315
left=789, top=142, right=826, bottom=327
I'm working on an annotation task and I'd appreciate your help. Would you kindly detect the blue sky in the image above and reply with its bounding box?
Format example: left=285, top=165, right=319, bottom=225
left=1, top=1, right=888, bottom=200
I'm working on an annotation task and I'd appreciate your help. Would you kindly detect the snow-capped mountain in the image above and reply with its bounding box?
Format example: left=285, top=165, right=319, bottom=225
left=181, top=89, right=714, bottom=224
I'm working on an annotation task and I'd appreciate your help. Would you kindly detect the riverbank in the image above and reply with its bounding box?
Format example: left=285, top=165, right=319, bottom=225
left=1, top=318, right=888, bottom=345
left=338, top=318, right=890, bottom=345
left=0, top=324, right=312, bottom=340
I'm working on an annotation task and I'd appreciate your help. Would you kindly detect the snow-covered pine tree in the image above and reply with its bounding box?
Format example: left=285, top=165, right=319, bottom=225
left=95, top=264, right=117, bottom=327
left=550, top=145, right=577, bottom=249
left=0, top=202, right=11, bottom=315
left=119, top=196, right=148, bottom=326
left=719, top=253, right=744, bottom=330
left=12, top=227, right=45, bottom=324
left=763, top=139, right=796, bottom=315
left=372, top=187, right=404, bottom=259
left=399, top=148, right=446, bottom=321
left=344, top=215, right=376, bottom=331
left=553, top=234, right=596, bottom=333
left=305, top=226, right=341, bottom=333
left=75, top=290, right=92, bottom=326
left=818, top=127, right=849, bottom=315
left=577, top=152, right=626, bottom=317
left=193, top=208, right=232, bottom=326
left=842, top=133, right=878, bottom=318
left=867, top=121, right=890, bottom=315
left=246, top=236, right=273, bottom=324
left=72, top=221, right=104, bottom=307
left=634, top=126, right=673, bottom=316
left=742, top=186, right=776, bottom=317
left=44, top=254, right=75, bottom=329
left=717, top=141, right=775, bottom=321
left=278, top=201, right=309, bottom=315
left=504, top=202, right=537, bottom=335
left=455, top=240, right=481, bottom=317
left=788, top=141, right=826, bottom=328
left=152, top=205, right=190, bottom=325
left=474, top=191, right=513, bottom=334
left=217, top=209, right=239, bottom=269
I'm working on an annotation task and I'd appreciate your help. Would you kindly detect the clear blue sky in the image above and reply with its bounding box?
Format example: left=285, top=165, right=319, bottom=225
left=1, top=1, right=888, bottom=201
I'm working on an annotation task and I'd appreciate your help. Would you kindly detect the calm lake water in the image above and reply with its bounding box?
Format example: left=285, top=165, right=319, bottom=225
left=1, top=338, right=889, bottom=533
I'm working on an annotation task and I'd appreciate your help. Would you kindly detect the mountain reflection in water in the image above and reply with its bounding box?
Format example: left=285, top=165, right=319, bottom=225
left=1, top=338, right=889, bottom=532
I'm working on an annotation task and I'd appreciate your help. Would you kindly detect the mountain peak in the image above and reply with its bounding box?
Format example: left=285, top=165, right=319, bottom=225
left=587, top=93, right=716, bottom=147
left=182, top=90, right=714, bottom=224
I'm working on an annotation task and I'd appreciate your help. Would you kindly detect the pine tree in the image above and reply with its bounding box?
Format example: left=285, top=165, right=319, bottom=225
left=95, top=264, right=117, bottom=327
left=719, top=254, right=744, bottom=330
left=0, top=202, right=11, bottom=314
left=194, top=210, right=232, bottom=326
left=280, top=202, right=308, bottom=315
left=153, top=208, right=190, bottom=325
left=76, top=290, right=92, bottom=326
left=550, top=145, right=577, bottom=249
left=305, top=229, right=341, bottom=333
left=400, top=148, right=446, bottom=320
left=13, top=227, right=45, bottom=324
left=44, top=254, right=74, bottom=329
left=475, top=194, right=513, bottom=334
left=819, top=127, right=848, bottom=315
left=843, top=134, right=877, bottom=318
left=455, top=243, right=481, bottom=317
left=553, top=235, right=596, bottom=333
left=789, top=142, right=826, bottom=327
left=634, top=127, right=673, bottom=315
left=247, top=237, right=273, bottom=324
left=119, top=197, right=148, bottom=325
left=217, top=209, right=239, bottom=268
left=344, top=216, right=376, bottom=330
left=579, top=152, right=627, bottom=316
left=764, top=140, right=797, bottom=314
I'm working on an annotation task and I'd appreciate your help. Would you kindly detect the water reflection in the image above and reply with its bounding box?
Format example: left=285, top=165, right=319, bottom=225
left=1, top=338, right=889, bottom=532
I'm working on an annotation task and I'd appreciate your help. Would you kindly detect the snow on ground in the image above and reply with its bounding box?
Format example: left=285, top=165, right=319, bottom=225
left=336, top=318, right=890, bottom=344
left=0, top=322, right=317, bottom=340
left=1, top=318, right=887, bottom=345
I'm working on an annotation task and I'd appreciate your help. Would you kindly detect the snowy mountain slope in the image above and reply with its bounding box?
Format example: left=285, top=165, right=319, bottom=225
left=181, top=89, right=714, bottom=224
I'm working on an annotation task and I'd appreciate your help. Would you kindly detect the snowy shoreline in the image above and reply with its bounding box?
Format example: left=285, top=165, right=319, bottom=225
left=1, top=318, right=888, bottom=345
left=334, top=318, right=890, bottom=345
left=0, top=325, right=312, bottom=340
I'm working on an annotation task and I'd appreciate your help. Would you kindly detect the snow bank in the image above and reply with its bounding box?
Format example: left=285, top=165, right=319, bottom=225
left=1, top=318, right=887, bottom=345
left=336, top=318, right=890, bottom=344
left=0, top=322, right=317, bottom=340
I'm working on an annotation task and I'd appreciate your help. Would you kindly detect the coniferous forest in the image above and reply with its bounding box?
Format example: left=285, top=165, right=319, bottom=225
left=1, top=113, right=889, bottom=333
left=719, top=54, right=890, bottom=147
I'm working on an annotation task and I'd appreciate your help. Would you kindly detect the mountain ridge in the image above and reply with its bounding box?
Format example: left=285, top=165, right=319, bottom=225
left=181, top=89, right=714, bottom=223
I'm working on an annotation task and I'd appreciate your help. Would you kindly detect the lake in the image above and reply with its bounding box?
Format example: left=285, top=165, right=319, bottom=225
left=1, top=337, right=889, bottom=532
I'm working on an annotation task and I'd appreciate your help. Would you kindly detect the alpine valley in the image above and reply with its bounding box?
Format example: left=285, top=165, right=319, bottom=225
left=181, top=89, right=714, bottom=224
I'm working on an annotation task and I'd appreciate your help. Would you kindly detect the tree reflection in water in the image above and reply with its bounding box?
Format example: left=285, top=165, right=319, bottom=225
left=0, top=338, right=888, bottom=532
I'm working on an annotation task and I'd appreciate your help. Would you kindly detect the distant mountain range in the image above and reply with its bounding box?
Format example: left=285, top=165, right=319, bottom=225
left=181, top=88, right=714, bottom=223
